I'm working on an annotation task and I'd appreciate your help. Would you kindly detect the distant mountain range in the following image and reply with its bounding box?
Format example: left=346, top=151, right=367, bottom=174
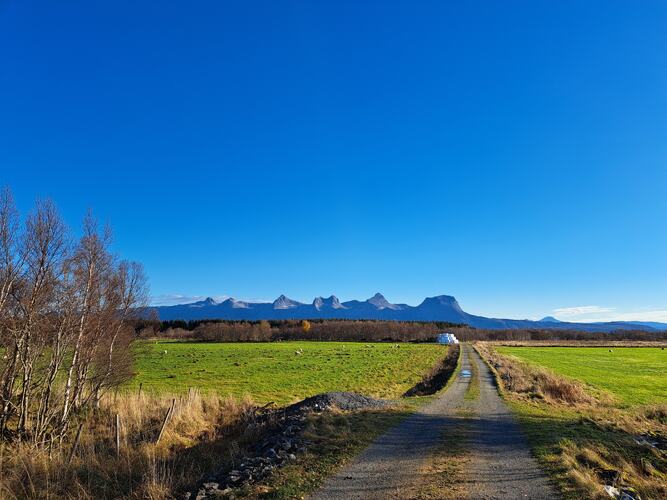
left=152, top=293, right=667, bottom=332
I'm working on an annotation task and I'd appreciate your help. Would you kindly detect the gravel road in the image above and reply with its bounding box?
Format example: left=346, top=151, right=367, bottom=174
left=310, top=344, right=558, bottom=499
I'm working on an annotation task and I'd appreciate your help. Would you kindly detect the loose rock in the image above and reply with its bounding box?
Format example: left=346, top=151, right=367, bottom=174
left=189, top=392, right=388, bottom=495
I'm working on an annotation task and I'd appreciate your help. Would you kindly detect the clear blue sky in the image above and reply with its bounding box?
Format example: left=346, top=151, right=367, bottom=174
left=2, top=1, right=666, bottom=322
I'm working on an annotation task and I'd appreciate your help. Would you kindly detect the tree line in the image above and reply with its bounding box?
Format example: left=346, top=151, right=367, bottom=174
left=450, top=326, right=667, bottom=342
left=135, top=318, right=667, bottom=343
left=0, top=188, right=147, bottom=442
left=135, top=318, right=462, bottom=342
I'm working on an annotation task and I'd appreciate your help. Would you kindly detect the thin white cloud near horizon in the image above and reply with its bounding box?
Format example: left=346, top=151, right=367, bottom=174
left=150, top=294, right=229, bottom=306
left=552, top=305, right=615, bottom=317
left=150, top=294, right=271, bottom=307
left=552, top=305, right=667, bottom=323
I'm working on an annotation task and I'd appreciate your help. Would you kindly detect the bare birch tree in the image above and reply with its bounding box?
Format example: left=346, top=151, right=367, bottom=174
left=0, top=188, right=148, bottom=442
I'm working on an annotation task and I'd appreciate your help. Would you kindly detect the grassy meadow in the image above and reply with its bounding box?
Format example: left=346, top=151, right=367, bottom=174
left=129, top=340, right=445, bottom=404
left=478, top=344, right=667, bottom=499
left=496, top=346, right=666, bottom=406
left=0, top=341, right=448, bottom=498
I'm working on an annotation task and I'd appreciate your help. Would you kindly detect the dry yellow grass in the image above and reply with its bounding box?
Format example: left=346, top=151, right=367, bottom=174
left=475, top=342, right=600, bottom=406
left=474, top=342, right=667, bottom=500
left=0, top=390, right=256, bottom=499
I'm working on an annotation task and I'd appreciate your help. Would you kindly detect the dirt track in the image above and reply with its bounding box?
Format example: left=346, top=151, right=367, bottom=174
left=310, top=344, right=558, bottom=499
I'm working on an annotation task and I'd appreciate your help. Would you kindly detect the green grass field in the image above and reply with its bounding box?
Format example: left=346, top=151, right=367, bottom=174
left=497, top=346, right=667, bottom=406
left=485, top=345, right=667, bottom=499
left=130, top=341, right=445, bottom=404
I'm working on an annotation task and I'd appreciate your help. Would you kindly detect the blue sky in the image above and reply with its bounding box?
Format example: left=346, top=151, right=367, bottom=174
left=2, top=1, right=666, bottom=322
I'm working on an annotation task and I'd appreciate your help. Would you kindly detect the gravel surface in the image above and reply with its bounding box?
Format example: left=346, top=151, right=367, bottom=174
left=465, top=346, right=558, bottom=499
left=286, top=391, right=390, bottom=414
left=310, top=344, right=559, bottom=499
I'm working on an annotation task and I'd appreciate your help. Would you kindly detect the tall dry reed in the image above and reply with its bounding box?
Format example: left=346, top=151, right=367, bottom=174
left=0, top=390, right=257, bottom=499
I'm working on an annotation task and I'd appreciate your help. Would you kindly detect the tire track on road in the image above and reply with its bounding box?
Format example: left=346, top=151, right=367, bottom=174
left=310, top=344, right=558, bottom=499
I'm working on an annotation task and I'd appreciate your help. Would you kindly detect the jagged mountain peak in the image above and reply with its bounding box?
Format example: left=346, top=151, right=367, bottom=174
left=273, top=295, right=301, bottom=309
left=189, top=297, right=217, bottom=307
left=366, top=292, right=402, bottom=310
left=313, top=295, right=344, bottom=310
left=367, top=292, right=387, bottom=305
left=222, top=297, right=249, bottom=309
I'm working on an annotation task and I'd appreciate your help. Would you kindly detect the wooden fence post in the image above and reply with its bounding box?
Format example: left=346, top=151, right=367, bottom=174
left=68, top=422, right=85, bottom=465
left=155, top=399, right=176, bottom=444
left=115, top=414, right=121, bottom=457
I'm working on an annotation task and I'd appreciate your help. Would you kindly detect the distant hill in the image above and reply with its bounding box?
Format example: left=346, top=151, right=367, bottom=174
left=614, top=321, right=667, bottom=331
left=151, top=293, right=667, bottom=332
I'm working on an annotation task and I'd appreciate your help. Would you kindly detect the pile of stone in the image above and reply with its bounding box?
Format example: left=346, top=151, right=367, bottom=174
left=184, top=392, right=388, bottom=499
left=285, top=391, right=390, bottom=414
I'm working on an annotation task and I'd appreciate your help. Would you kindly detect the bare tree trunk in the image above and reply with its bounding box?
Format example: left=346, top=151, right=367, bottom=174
left=0, top=339, right=20, bottom=433
left=34, top=319, right=68, bottom=440
left=61, top=266, right=93, bottom=429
